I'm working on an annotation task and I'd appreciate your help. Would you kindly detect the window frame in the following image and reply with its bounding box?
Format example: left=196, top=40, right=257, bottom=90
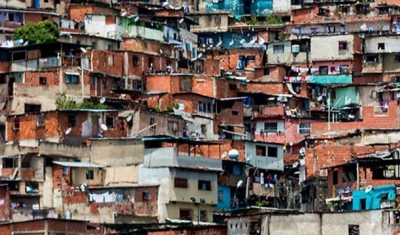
left=198, top=180, right=211, bottom=191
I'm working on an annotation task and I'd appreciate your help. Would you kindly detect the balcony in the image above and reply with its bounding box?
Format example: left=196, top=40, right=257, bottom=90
left=0, top=168, right=35, bottom=180
left=218, top=174, right=247, bottom=187
left=11, top=56, right=81, bottom=72
left=253, top=105, right=285, bottom=119
left=12, top=208, right=57, bottom=222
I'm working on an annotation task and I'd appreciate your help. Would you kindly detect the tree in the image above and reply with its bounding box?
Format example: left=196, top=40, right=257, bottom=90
left=13, top=20, right=59, bottom=44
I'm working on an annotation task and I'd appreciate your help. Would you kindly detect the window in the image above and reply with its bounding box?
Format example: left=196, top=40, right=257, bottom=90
left=167, top=121, right=178, bottom=132
left=378, top=43, right=385, bottom=50
left=229, top=84, right=237, bottom=90
left=232, top=110, right=239, bottom=115
left=133, top=56, right=140, bottom=67
left=62, top=167, right=68, bottom=175
left=264, top=122, right=278, bottom=132
left=338, top=41, right=347, bottom=50
left=299, top=123, right=311, bottom=134
left=218, top=190, right=224, bottom=202
left=8, top=13, right=14, bottom=22
left=39, top=77, right=46, bottom=85
left=106, top=116, right=115, bottom=128
left=90, top=77, right=95, bottom=86
left=65, top=73, right=79, bottom=84
left=36, top=115, right=45, bottom=128
left=339, top=65, right=349, bottom=73
left=174, top=178, right=188, bottom=188
left=268, top=147, right=278, bottom=158
left=68, top=114, right=76, bottom=127
left=86, top=170, right=94, bottom=180
left=365, top=55, right=378, bottom=63
left=201, top=124, right=207, bottom=134
left=360, top=199, right=366, bottom=210
left=148, top=58, right=154, bottom=68
left=333, top=170, right=338, bottom=184
left=256, top=145, right=266, bottom=156
left=198, top=101, right=212, bottom=113
left=273, top=45, right=284, bottom=54
left=25, top=104, right=41, bottom=114
left=200, top=210, right=208, bottom=222
left=319, top=66, right=329, bottom=75
left=395, top=55, right=400, bottom=63
left=198, top=180, right=211, bottom=190
left=179, top=208, right=192, bottom=220
left=12, top=51, right=26, bottom=61
left=264, top=68, right=270, bottom=75
left=12, top=118, right=19, bottom=131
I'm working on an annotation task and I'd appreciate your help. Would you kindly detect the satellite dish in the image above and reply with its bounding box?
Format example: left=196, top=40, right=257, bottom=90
left=229, top=40, right=234, bottom=46
left=217, top=41, right=222, bottom=47
left=65, top=127, right=72, bottom=135
left=159, top=49, right=163, bottom=54
left=23, top=41, right=29, bottom=46
left=237, top=180, right=243, bottom=188
left=121, top=11, right=127, bottom=17
left=292, top=161, right=299, bottom=168
left=258, top=37, right=265, bottom=45
left=126, top=115, right=132, bottom=122
left=197, top=53, right=203, bottom=58
left=365, top=185, right=373, bottom=193
left=178, top=18, right=184, bottom=24
left=250, top=38, right=257, bottom=44
left=240, top=39, right=246, bottom=44
left=228, top=149, right=239, bottom=160
left=162, top=1, right=169, bottom=6
left=299, top=147, right=306, bottom=156
left=100, top=124, right=108, bottom=131
left=80, top=47, right=87, bottom=53
left=100, top=97, right=106, bottom=104
left=221, top=151, right=228, bottom=159
left=134, top=16, right=140, bottom=22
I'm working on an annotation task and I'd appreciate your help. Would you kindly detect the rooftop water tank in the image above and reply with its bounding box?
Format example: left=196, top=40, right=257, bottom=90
left=292, top=45, right=300, bottom=53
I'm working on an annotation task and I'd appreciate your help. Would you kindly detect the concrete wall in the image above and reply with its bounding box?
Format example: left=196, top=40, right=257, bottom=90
left=84, top=15, right=122, bottom=40
left=191, top=14, right=229, bottom=33
left=89, top=138, right=144, bottom=166
left=71, top=167, right=103, bottom=186
left=311, top=35, right=354, bottom=61
left=365, top=36, right=400, bottom=54
left=104, top=165, right=139, bottom=186
left=245, top=141, right=284, bottom=171
left=229, top=210, right=386, bottom=235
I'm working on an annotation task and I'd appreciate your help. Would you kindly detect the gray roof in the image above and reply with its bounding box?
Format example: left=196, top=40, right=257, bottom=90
left=53, top=161, right=104, bottom=168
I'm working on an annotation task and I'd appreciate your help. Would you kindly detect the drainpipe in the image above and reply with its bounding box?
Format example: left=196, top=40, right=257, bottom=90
left=356, top=160, right=360, bottom=190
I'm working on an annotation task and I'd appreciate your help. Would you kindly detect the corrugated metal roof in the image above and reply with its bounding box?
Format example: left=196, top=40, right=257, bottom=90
left=53, top=161, right=104, bottom=168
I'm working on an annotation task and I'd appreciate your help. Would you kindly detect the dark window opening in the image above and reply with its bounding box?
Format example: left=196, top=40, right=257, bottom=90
left=333, top=170, right=339, bottom=185
left=68, top=114, right=77, bottom=127
left=268, top=147, right=278, bottom=158
left=106, top=116, right=115, bottom=128
left=200, top=210, right=208, bottom=222
left=256, top=145, right=266, bottom=156
left=142, top=191, right=151, bottom=200
left=8, top=13, right=14, bottom=22
left=319, top=66, right=329, bottom=75
left=65, top=74, right=79, bottom=84
left=86, top=170, right=94, bottom=180
left=360, top=199, right=366, bottom=210
left=395, top=55, right=400, bottom=63
left=179, top=208, right=192, bottom=220
left=339, top=41, right=347, bottom=50
left=13, top=118, right=19, bottom=131
left=133, top=56, right=140, bottom=67
left=12, top=51, right=26, bottom=61
left=264, top=122, right=278, bottom=132
left=232, top=110, right=239, bottom=115
left=25, top=104, right=41, bottom=114
left=229, top=84, right=237, bottom=90
left=39, top=77, right=47, bottom=85
left=378, top=43, right=385, bottom=50
left=365, top=55, right=378, bottom=63
left=198, top=180, right=211, bottom=190
left=174, top=178, right=188, bottom=188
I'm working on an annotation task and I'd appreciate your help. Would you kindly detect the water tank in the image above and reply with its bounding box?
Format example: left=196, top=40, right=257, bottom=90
left=292, top=45, right=300, bottom=53
left=228, top=149, right=239, bottom=160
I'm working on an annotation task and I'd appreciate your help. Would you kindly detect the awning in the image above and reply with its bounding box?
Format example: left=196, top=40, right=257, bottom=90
left=220, top=96, right=247, bottom=101
left=53, top=161, right=104, bottom=168
left=326, top=196, right=352, bottom=203
left=64, top=71, right=80, bottom=76
left=168, top=39, right=183, bottom=45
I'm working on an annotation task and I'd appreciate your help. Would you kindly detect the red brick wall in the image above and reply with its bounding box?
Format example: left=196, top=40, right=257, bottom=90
left=0, top=225, right=11, bottom=235
left=291, top=8, right=315, bottom=24
left=24, top=13, right=45, bottom=23
left=192, top=76, right=214, bottom=97
left=134, top=186, right=158, bottom=216
left=13, top=220, right=45, bottom=232
left=243, top=82, right=284, bottom=94
left=48, top=220, right=87, bottom=233
left=69, top=5, right=118, bottom=22
left=24, top=71, right=60, bottom=86
left=204, top=59, right=220, bottom=76
left=0, top=62, right=9, bottom=73
left=311, top=101, right=399, bottom=133
left=215, top=79, right=240, bottom=99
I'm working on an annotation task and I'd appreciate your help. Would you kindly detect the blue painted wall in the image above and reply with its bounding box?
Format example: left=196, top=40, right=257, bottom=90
left=352, top=184, right=396, bottom=211
left=216, top=185, right=231, bottom=209
left=206, top=0, right=273, bottom=18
